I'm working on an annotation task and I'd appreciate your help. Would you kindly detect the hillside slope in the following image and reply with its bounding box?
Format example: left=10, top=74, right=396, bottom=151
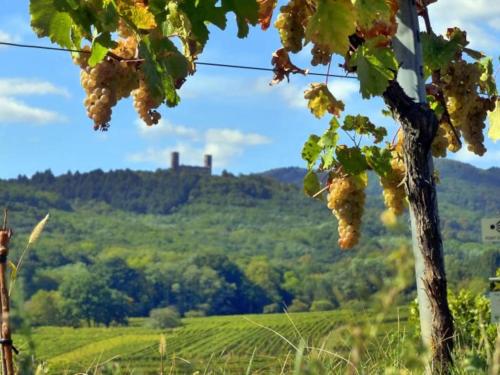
left=0, top=159, right=497, bottom=322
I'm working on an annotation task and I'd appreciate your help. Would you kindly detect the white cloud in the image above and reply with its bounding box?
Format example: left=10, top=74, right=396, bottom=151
left=0, top=30, right=20, bottom=46
left=254, top=76, right=359, bottom=110
left=425, top=1, right=500, bottom=52
left=0, top=77, right=70, bottom=124
left=0, top=79, right=70, bottom=97
left=0, top=96, right=66, bottom=124
left=450, top=147, right=500, bottom=166
left=131, top=120, right=271, bottom=168
left=137, top=119, right=200, bottom=140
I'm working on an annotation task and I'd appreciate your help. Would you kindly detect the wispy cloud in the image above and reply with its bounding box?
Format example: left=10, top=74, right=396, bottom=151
left=0, top=78, right=70, bottom=97
left=426, top=0, right=500, bottom=53
left=450, top=147, right=500, bottom=167
left=0, top=30, right=20, bottom=46
left=0, top=97, right=67, bottom=124
left=137, top=119, right=200, bottom=140
left=130, top=120, right=271, bottom=168
left=0, top=77, right=69, bottom=125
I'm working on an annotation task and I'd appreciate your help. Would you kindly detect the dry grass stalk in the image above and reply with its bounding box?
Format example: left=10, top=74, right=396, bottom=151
left=28, top=213, right=50, bottom=245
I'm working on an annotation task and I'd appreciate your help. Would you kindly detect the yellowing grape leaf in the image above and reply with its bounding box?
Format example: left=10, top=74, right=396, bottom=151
left=257, top=0, right=277, bottom=30
left=354, top=0, right=398, bottom=38
left=304, top=83, right=345, bottom=118
left=305, top=0, right=357, bottom=56
left=488, top=100, right=500, bottom=142
left=117, top=0, right=156, bottom=30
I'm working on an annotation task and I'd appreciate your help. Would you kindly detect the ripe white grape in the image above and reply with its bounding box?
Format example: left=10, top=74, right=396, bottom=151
left=327, top=173, right=367, bottom=249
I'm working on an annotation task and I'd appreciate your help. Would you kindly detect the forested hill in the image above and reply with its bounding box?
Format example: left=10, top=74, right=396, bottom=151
left=0, top=159, right=498, bottom=324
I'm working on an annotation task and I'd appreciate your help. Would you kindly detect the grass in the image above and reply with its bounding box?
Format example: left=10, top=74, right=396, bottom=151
left=15, top=308, right=409, bottom=374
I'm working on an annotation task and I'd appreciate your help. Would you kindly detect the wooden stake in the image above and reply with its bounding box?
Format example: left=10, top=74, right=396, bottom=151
left=0, top=210, right=14, bottom=375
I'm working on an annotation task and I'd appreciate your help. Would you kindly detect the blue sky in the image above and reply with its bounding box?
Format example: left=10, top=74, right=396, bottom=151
left=0, top=0, right=499, bottom=178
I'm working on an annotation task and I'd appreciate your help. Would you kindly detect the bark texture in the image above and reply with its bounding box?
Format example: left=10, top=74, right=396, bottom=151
left=384, top=80, right=454, bottom=373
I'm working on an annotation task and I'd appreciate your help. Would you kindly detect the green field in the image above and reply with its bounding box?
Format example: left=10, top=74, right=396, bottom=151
left=18, top=309, right=407, bottom=374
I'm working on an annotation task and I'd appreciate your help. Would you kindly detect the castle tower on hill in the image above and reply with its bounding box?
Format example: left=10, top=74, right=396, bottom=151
left=170, top=151, right=212, bottom=175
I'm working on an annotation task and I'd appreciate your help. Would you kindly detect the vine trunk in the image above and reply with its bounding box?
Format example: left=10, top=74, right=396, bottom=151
left=384, top=80, right=454, bottom=373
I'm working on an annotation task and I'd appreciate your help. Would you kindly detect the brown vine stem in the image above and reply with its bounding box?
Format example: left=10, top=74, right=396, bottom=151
left=0, top=210, right=14, bottom=375
left=312, top=184, right=331, bottom=198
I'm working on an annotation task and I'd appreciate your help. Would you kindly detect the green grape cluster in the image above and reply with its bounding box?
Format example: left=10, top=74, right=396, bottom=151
left=327, top=173, right=366, bottom=249
left=431, top=122, right=449, bottom=157
left=380, top=133, right=407, bottom=217
left=133, top=78, right=162, bottom=126
left=75, top=38, right=140, bottom=130
left=442, top=60, right=495, bottom=156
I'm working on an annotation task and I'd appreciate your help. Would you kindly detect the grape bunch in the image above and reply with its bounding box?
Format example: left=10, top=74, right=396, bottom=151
left=431, top=122, right=450, bottom=158
left=327, top=173, right=367, bottom=249
left=275, top=0, right=314, bottom=53
left=442, top=60, right=494, bottom=156
left=132, top=78, right=162, bottom=126
left=74, top=38, right=139, bottom=130
left=311, top=44, right=332, bottom=66
left=380, top=133, right=407, bottom=218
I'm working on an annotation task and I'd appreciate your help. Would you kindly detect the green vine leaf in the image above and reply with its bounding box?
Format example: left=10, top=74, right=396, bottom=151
left=88, top=33, right=116, bottom=67
left=342, top=115, right=387, bottom=143
left=349, top=37, right=398, bottom=99
left=303, top=171, right=322, bottom=199
left=30, top=0, right=74, bottom=49
left=420, top=32, right=461, bottom=78
left=363, top=146, right=392, bottom=177
left=302, top=135, right=322, bottom=170
left=336, top=146, right=369, bottom=175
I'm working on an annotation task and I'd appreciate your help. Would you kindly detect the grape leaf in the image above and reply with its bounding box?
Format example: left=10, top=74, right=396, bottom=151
left=30, top=0, right=74, bottom=49
left=303, top=171, right=322, bottom=198
left=488, top=100, right=500, bottom=142
left=318, top=118, right=340, bottom=169
left=354, top=0, right=397, bottom=38
left=270, top=48, right=307, bottom=84
left=354, top=0, right=390, bottom=29
left=222, top=0, right=259, bottom=37
left=478, top=57, right=497, bottom=96
left=302, top=135, right=322, bottom=169
left=421, top=32, right=461, bottom=78
left=362, top=146, right=392, bottom=177
left=335, top=146, right=369, bottom=175
left=88, top=33, right=116, bottom=67
left=349, top=38, right=398, bottom=98
left=257, top=0, right=277, bottom=30
left=117, top=0, right=157, bottom=30
left=304, top=83, right=344, bottom=119
left=139, top=37, right=180, bottom=107
left=305, top=0, right=357, bottom=56
left=342, top=115, right=387, bottom=143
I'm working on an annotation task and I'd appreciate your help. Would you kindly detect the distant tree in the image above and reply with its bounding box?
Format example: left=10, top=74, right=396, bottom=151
left=93, top=257, right=152, bottom=316
left=60, top=269, right=129, bottom=326
left=148, top=307, right=182, bottom=329
left=25, top=290, right=63, bottom=326
left=287, top=299, right=309, bottom=313
left=310, top=300, right=336, bottom=312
